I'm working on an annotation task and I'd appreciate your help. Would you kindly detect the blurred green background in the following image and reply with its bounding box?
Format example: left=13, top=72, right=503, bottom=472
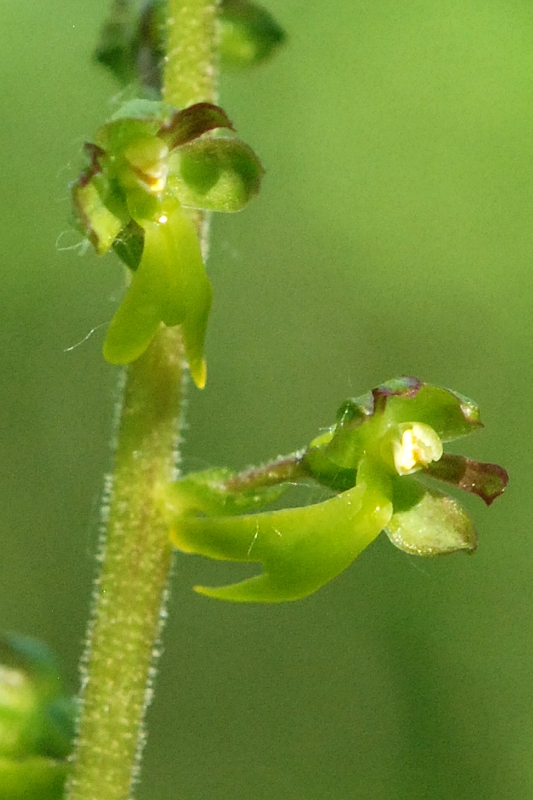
left=1, top=0, right=532, bottom=797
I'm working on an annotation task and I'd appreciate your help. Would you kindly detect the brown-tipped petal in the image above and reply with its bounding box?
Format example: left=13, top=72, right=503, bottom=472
left=78, top=143, right=106, bottom=187
left=424, top=453, right=509, bottom=506
left=161, top=103, right=235, bottom=150
left=371, top=376, right=422, bottom=413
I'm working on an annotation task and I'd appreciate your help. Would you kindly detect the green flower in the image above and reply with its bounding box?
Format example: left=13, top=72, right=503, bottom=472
left=165, top=378, right=508, bottom=602
left=72, top=99, right=263, bottom=387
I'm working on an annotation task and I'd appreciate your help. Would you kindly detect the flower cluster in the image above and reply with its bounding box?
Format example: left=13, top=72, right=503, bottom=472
left=72, top=99, right=263, bottom=387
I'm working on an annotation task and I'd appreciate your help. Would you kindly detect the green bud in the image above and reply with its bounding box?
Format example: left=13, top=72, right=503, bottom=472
left=170, top=138, right=264, bottom=212
left=94, top=0, right=286, bottom=91
left=94, top=0, right=138, bottom=86
left=0, top=635, right=74, bottom=800
left=219, top=0, right=287, bottom=70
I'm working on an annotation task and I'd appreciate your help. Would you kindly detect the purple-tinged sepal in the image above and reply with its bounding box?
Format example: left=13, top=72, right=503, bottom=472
left=160, top=103, right=235, bottom=149
left=423, top=454, right=509, bottom=505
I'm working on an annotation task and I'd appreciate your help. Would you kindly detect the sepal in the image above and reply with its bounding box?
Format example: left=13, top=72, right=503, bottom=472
left=385, top=478, right=478, bottom=555
left=423, top=454, right=509, bottom=505
left=171, top=138, right=264, bottom=212
left=160, top=103, right=235, bottom=149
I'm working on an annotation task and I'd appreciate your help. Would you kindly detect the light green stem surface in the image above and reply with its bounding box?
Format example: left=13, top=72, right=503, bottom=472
left=66, top=2, right=219, bottom=799
left=165, top=0, right=219, bottom=108
left=67, top=330, right=184, bottom=800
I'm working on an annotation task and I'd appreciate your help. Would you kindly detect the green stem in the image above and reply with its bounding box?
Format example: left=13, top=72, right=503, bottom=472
left=164, top=0, right=219, bottom=108
left=224, top=452, right=309, bottom=493
left=66, top=3, right=219, bottom=799
left=66, top=330, right=184, bottom=800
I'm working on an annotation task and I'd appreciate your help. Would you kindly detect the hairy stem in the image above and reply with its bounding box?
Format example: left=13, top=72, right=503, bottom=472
left=66, top=331, right=184, bottom=800
left=66, top=3, right=219, bottom=799
left=164, top=0, right=219, bottom=108
left=224, top=452, right=309, bottom=493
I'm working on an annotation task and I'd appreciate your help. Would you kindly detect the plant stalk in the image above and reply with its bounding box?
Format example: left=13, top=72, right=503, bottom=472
left=66, top=2, right=219, bottom=798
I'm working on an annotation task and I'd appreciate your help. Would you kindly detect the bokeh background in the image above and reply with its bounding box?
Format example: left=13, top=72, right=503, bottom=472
left=1, top=0, right=532, bottom=797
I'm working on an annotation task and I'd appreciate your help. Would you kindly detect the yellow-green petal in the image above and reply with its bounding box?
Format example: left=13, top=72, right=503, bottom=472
left=169, top=459, right=393, bottom=602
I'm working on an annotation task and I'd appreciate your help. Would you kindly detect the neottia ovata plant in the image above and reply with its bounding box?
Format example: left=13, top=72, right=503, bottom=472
left=0, top=2, right=508, bottom=799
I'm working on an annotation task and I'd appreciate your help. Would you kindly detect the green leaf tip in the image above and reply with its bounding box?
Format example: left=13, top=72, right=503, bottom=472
left=165, top=378, right=508, bottom=602
left=72, top=100, right=262, bottom=387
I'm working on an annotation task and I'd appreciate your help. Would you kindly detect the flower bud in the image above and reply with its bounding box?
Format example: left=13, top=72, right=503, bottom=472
left=219, top=0, right=287, bottom=70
